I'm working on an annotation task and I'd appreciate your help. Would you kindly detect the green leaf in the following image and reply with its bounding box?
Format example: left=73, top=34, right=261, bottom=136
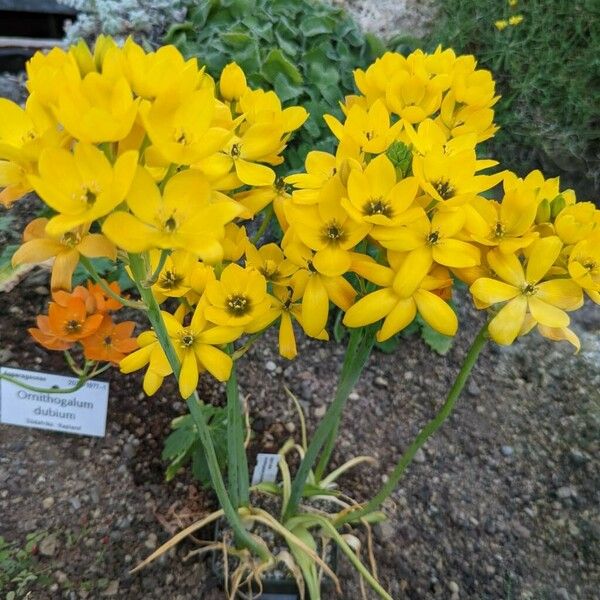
left=301, top=15, right=336, bottom=36
left=273, top=73, right=303, bottom=103
left=162, top=425, right=196, bottom=461
left=421, top=322, right=454, bottom=355
left=374, top=335, right=401, bottom=354
left=333, top=308, right=347, bottom=343
left=262, top=48, right=303, bottom=84
left=220, top=31, right=253, bottom=47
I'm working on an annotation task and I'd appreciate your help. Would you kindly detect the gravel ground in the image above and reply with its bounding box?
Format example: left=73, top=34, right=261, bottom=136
left=1, top=67, right=599, bottom=600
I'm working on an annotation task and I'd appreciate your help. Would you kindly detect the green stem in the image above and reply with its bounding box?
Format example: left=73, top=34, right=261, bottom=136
left=226, top=349, right=250, bottom=509
left=250, top=205, right=273, bottom=245
left=80, top=257, right=146, bottom=310
left=127, top=253, right=269, bottom=561
left=142, top=249, right=170, bottom=288
left=283, top=326, right=376, bottom=522
left=313, top=326, right=373, bottom=482
left=159, top=164, right=177, bottom=192
left=336, top=322, right=489, bottom=526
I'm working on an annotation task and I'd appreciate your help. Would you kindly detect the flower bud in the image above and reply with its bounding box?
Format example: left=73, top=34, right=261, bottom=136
left=386, top=141, right=413, bottom=179
left=220, top=62, right=247, bottom=101
left=550, top=194, right=566, bottom=219
left=535, top=198, right=551, bottom=224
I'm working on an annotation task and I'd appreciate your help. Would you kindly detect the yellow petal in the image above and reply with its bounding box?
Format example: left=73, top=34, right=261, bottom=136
left=414, top=289, right=458, bottom=336
left=527, top=296, right=570, bottom=328
left=537, top=325, right=580, bottom=352
left=536, top=279, right=583, bottom=311
left=487, top=248, right=525, bottom=287
left=120, top=345, right=153, bottom=373
left=12, top=239, right=63, bottom=265
left=392, top=246, right=433, bottom=298
left=235, top=158, right=275, bottom=186
left=195, top=344, right=232, bottom=382
left=143, top=369, right=164, bottom=396
left=377, top=298, right=416, bottom=341
left=51, top=249, right=79, bottom=291
left=433, top=239, right=480, bottom=268
left=77, top=233, right=117, bottom=259
left=525, top=236, right=562, bottom=284
left=178, top=351, right=199, bottom=398
left=279, top=312, right=297, bottom=359
left=470, top=278, right=520, bottom=305
left=488, top=296, right=527, bottom=345
left=343, top=288, right=398, bottom=328
left=102, top=211, right=158, bottom=252
left=313, top=246, right=351, bottom=277
left=301, top=275, right=329, bottom=337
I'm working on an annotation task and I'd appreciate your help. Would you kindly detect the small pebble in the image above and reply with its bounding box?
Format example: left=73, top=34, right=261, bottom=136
left=314, top=405, right=327, bottom=418
left=448, top=581, right=459, bottom=593
left=349, top=391, right=360, bottom=401
left=144, top=532, right=158, bottom=550
left=374, top=376, right=389, bottom=388
left=265, top=360, right=277, bottom=372
left=42, top=496, right=55, bottom=509
left=414, top=449, right=426, bottom=463
left=501, top=445, right=514, bottom=457
left=557, top=486, right=575, bottom=499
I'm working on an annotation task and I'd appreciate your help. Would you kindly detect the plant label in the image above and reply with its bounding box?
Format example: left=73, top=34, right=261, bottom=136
left=251, top=453, right=280, bottom=485
left=0, top=367, right=109, bottom=437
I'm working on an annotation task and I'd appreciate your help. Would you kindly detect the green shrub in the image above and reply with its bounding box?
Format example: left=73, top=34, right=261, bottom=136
left=165, top=0, right=384, bottom=170
left=407, top=0, right=599, bottom=199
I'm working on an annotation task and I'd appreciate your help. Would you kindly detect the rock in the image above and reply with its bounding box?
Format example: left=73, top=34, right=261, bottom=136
left=314, top=405, right=327, bottom=418
left=265, top=360, right=277, bottom=372
left=448, top=581, right=459, bottom=593
left=39, top=534, right=59, bottom=557
left=501, top=445, right=514, bottom=457
left=569, top=448, right=587, bottom=465
left=54, top=570, right=68, bottom=584
left=557, top=486, right=576, bottom=499
left=467, top=380, right=480, bottom=396
left=42, top=496, right=55, bottom=509
left=101, top=580, right=120, bottom=596
left=123, top=443, right=136, bottom=459
left=377, top=520, right=396, bottom=541
left=33, top=286, right=49, bottom=295
left=69, top=496, right=82, bottom=510
left=555, top=588, right=570, bottom=600
left=284, top=422, right=296, bottom=433
left=414, top=449, right=426, bottom=463
left=349, top=391, right=360, bottom=401
left=144, top=532, right=158, bottom=550
left=374, top=376, right=389, bottom=388
left=512, top=522, right=531, bottom=539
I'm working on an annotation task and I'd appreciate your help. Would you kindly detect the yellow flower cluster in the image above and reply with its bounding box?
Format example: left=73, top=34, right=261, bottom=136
left=1, top=37, right=308, bottom=397
left=2, top=40, right=597, bottom=400
left=282, top=49, right=597, bottom=350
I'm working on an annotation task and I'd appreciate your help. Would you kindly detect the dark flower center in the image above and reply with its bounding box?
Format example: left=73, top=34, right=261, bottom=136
left=433, top=179, right=455, bottom=200
left=227, top=294, right=250, bottom=316
left=65, top=319, right=82, bottom=333
left=363, top=198, right=392, bottom=217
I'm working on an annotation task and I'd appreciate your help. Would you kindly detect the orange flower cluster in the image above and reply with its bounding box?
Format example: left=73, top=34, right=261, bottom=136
left=29, top=280, right=137, bottom=364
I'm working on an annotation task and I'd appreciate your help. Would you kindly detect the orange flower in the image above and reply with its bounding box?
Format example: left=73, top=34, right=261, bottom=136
left=81, top=315, right=137, bottom=364
left=29, top=294, right=103, bottom=350
left=12, top=217, right=116, bottom=291
left=53, top=280, right=124, bottom=314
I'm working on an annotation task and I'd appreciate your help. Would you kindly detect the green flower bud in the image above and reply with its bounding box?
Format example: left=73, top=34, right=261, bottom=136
left=386, top=141, right=412, bottom=179
left=550, top=194, right=566, bottom=219
left=535, top=198, right=551, bottom=224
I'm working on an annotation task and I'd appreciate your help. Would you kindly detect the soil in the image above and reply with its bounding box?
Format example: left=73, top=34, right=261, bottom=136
left=1, top=74, right=599, bottom=600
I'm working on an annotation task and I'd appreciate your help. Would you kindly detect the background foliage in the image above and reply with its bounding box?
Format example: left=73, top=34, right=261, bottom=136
left=164, top=0, right=384, bottom=170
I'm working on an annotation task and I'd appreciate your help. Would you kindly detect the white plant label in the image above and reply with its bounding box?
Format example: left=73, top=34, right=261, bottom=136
left=0, top=367, right=109, bottom=437
left=251, top=453, right=280, bottom=485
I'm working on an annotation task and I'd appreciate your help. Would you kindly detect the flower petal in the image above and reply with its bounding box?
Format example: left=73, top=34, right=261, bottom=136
left=525, top=236, right=562, bottom=283
left=528, top=296, right=570, bottom=328
left=488, top=296, right=527, bottom=345
left=414, top=289, right=458, bottom=336
left=377, top=298, right=416, bottom=341
left=470, top=278, right=520, bottom=305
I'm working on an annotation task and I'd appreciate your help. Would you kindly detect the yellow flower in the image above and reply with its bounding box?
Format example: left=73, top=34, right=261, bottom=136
left=467, top=184, right=539, bottom=253
left=140, top=87, right=231, bottom=165
left=163, top=306, right=241, bottom=398
left=412, top=147, right=504, bottom=205
left=285, top=198, right=370, bottom=277
left=470, top=237, right=583, bottom=345
left=26, top=47, right=81, bottom=106
left=377, top=208, right=481, bottom=270
left=245, top=242, right=297, bottom=286
left=29, top=143, right=138, bottom=236
left=121, top=39, right=201, bottom=100
left=283, top=241, right=356, bottom=337
left=204, top=263, right=272, bottom=331
left=324, top=99, right=402, bottom=153
left=151, top=250, right=215, bottom=304
left=234, top=177, right=290, bottom=219
left=495, top=20, right=509, bottom=31
left=120, top=329, right=172, bottom=396
left=554, top=203, right=600, bottom=244
left=342, top=154, right=423, bottom=233
left=12, top=217, right=116, bottom=291
left=344, top=258, right=456, bottom=341
left=222, top=223, right=248, bottom=262
left=508, top=15, right=524, bottom=26
left=55, top=54, right=139, bottom=143
left=102, top=167, right=241, bottom=260
left=0, top=96, right=64, bottom=206
left=219, top=62, right=249, bottom=102
left=568, top=233, right=600, bottom=304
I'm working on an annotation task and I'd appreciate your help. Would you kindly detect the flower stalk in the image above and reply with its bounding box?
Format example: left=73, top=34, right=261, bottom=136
left=336, top=322, right=490, bottom=526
